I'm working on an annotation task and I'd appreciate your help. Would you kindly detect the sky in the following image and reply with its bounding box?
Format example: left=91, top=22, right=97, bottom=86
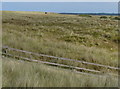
left=2, top=0, right=120, bottom=2
left=2, top=2, right=118, bottom=13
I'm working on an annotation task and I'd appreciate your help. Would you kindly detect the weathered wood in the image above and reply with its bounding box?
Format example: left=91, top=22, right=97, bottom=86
left=2, top=46, right=119, bottom=70
left=3, top=52, right=119, bottom=77
left=2, top=53, right=101, bottom=73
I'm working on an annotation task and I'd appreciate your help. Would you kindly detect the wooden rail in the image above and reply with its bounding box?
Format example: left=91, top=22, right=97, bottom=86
left=2, top=46, right=119, bottom=70
left=2, top=53, right=119, bottom=77
left=2, top=53, right=101, bottom=73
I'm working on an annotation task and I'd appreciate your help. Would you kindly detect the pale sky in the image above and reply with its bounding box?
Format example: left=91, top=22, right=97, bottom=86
left=1, top=0, right=120, bottom=2
left=2, top=2, right=118, bottom=13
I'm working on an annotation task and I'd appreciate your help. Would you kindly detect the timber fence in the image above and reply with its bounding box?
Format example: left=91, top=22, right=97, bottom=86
left=2, top=46, right=119, bottom=76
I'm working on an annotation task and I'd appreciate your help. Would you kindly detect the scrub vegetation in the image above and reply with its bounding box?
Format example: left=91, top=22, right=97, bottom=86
left=3, top=57, right=118, bottom=87
left=2, top=11, right=119, bottom=87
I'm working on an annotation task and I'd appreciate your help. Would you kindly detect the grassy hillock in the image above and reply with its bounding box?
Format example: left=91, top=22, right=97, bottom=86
left=2, top=10, right=119, bottom=87
left=2, top=57, right=118, bottom=87
left=2, top=11, right=118, bottom=67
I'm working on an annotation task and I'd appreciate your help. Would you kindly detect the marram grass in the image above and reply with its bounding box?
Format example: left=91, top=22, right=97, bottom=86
left=3, top=57, right=118, bottom=87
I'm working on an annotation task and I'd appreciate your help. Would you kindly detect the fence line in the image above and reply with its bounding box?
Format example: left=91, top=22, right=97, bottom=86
left=2, top=53, right=119, bottom=77
left=2, top=46, right=119, bottom=70
left=2, top=53, right=101, bottom=73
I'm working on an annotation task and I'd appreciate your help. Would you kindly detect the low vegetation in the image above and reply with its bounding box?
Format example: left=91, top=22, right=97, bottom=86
left=78, top=14, right=92, bottom=17
left=2, top=57, right=118, bottom=87
left=114, top=17, right=120, bottom=20
left=2, top=11, right=119, bottom=87
left=100, top=16, right=107, bottom=19
left=2, top=11, right=118, bottom=66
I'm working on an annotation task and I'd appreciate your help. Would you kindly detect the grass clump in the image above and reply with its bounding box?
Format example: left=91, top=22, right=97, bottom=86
left=2, top=57, right=118, bottom=87
left=114, top=17, right=120, bottom=20
left=100, top=16, right=107, bottom=19
left=79, top=14, right=92, bottom=17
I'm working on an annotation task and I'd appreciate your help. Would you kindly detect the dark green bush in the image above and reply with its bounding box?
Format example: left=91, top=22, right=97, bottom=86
left=100, top=16, right=107, bottom=19
left=114, top=17, right=120, bottom=20
left=79, top=14, right=92, bottom=17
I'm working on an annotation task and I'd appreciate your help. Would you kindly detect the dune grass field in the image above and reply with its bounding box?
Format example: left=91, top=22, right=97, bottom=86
left=2, top=11, right=119, bottom=87
left=2, top=57, right=118, bottom=87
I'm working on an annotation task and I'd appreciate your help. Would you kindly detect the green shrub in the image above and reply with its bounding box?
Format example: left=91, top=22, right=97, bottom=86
left=100, top=16, right=107, bottom=19
left=79, top=14, right=92, bottom=17
left=114, top=17, right=120, bottom=20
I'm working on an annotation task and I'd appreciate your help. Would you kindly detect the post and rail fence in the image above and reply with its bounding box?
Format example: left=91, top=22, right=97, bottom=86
left=2, top=46, right=120, bottom=76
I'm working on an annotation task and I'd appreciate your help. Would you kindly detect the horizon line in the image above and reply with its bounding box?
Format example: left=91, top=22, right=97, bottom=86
left=1, top=10, right=118, bottom=14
